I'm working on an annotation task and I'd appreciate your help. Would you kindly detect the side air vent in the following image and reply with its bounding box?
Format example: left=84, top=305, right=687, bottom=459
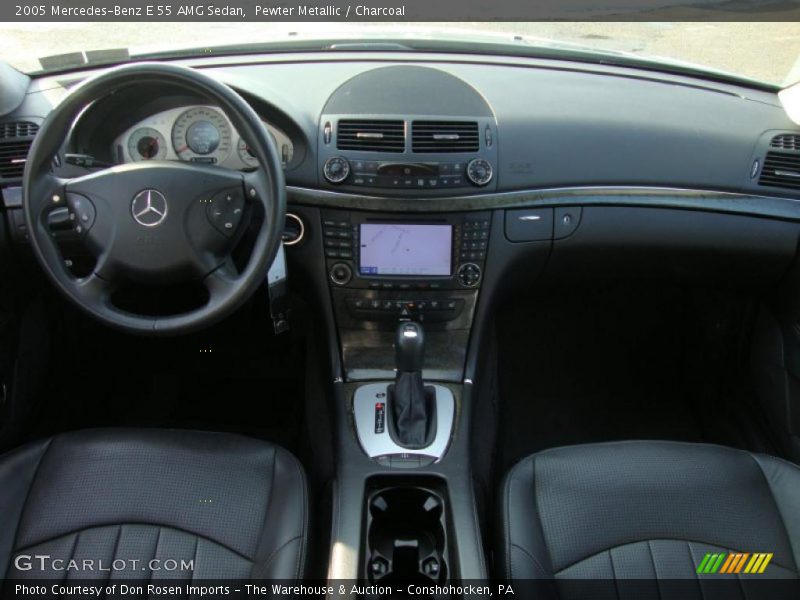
left=337, top=120, right=405, bottom=153
left=0, top=121, right=39, bottom=139
left=769, top=134, right=800, bottom=150
left=0, top=121, right=39, bottom=181
left=758, top=152, right=800, bottom=191
left=412, top=121, right=479, bottom=153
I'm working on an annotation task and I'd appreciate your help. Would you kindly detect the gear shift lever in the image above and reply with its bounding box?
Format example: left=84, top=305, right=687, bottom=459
left=389, top=322, right=436, bottom=448
left=396, top=321, right=425, bottom=372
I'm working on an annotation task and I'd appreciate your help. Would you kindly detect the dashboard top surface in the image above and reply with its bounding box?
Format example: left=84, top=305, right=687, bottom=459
left=2, top=51, right=800, bottom=204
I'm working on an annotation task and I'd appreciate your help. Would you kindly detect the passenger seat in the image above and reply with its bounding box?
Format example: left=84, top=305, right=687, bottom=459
left=498, top=441, right=799, bottom=595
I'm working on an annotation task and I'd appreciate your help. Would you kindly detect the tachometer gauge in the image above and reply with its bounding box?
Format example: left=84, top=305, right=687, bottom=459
left=171, top=107, right=232, bottom=164
left=237, top=137, right=259, bottom=167
left=127, top=127, right=167, bottom=161
left=237, top=127, right=294, bottom=168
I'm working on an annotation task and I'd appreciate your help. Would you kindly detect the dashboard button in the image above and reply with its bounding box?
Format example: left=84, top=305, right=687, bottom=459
left=329, top=263, right=352, bottom=286
left=457, top=263, right=482, bottom=288
left=466, top=159, right=493, bottom=186
left=323, top=156, right=350, bottom=184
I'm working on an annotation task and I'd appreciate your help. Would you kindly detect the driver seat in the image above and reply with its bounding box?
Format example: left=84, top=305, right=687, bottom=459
left=0, top=429, right=307, bottom=579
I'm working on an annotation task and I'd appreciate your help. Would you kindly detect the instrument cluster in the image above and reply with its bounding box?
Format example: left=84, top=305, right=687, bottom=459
left=112, top=105, right=294, bottom=170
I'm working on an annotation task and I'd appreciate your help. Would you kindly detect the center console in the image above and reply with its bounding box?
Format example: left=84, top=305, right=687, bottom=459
left=317, top=66, right=496, bottom=585
left=322, top=209, right=491, bottom=382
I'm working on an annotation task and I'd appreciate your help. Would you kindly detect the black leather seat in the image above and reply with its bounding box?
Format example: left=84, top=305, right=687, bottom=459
left=499, top=441, right=800, bottom=590
left=1, top=429, right=307, bottom=580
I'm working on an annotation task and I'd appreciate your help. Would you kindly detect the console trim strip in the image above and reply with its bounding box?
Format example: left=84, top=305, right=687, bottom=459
left=288, top=185, right=800, bottom=220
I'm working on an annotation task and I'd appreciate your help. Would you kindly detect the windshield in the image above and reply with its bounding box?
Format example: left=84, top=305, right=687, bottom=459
left=1, top=22, right=798, bottom=87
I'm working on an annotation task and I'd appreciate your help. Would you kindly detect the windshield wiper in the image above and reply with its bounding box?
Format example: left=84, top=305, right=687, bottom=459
left=38, top=48, right=130, bottom=71
left=326, top=42, right=415, bottom=51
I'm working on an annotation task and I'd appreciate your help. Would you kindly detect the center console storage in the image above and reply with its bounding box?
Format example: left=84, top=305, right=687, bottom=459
left=362, top=478, right=454, bottom=596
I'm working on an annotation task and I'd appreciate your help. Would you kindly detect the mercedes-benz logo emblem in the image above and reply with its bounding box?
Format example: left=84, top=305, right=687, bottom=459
left=131, top=189, right=168, bottom=227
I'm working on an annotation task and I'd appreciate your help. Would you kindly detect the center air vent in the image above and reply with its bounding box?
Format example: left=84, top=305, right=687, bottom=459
left=770, top=134, right=800, bottom=150
left=758, top=151, right=800, bottom=191
left=412, top=121, right=479, bottom=153
left=0, top=121, right=39, bottom=181
left=337, top=120, right=405, bottom=153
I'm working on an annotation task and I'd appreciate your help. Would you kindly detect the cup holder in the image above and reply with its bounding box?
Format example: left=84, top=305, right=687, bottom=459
left=365, top=486, right=449, bottom=586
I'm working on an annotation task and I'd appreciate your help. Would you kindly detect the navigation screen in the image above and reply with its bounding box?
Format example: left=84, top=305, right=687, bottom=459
left=359, top=224, right=452, bottom=277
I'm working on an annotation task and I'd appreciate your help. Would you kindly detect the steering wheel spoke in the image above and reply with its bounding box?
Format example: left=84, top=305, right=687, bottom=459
left=73, top=271, right=116, bottom=306
left=202, top=260, right=240, bottom=298
left=27, top=172, right=68, bottom=219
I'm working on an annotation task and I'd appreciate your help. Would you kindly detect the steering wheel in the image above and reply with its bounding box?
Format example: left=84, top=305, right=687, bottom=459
left=23, top=63, right=286, bottom=335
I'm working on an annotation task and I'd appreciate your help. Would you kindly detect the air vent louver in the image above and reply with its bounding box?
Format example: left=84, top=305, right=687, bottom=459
left=758, top=152, right=800, bottom=191
left=0, top=140, right=33, bottom=180
left=337, top=120, right=405, bottom=152
left=412, top=121, right=479, bottom=153
left=0, top=121, right=39, bottom=139
left=770, top=134, right=800, bottom=150
left=0, top=121, right=39, bottom=181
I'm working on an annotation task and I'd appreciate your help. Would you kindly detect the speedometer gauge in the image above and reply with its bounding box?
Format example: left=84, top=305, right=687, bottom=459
left=171, top=107, right=232, bottom=164
left=127, top=127, right=167, bottom=161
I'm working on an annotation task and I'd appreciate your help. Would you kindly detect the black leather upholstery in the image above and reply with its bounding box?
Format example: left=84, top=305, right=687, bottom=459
left=0, top=429, right=307, bottom=580
left=499, top=441, right=800, bottom=585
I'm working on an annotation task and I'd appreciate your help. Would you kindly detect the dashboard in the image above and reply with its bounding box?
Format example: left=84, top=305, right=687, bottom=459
left=111, top=104, right=294, bottom=170
left=30, top=56, right=795, bottom=207
left=2, top=51, right=800, bottom=379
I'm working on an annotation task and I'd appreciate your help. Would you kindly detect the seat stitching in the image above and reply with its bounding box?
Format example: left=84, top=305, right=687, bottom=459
left=608, top=549, right=620, bottom=600
left=687, top=542, right=706, bottom=600
left=189, top=535, right=199, bottom=584
left=275, top=448, right=307, bottom=581
left=749, top=453, right=800, bottom=573
left=102, top=525, right=123, bottom=592
left=510, top=543, right=549, bottom=578
left=259, top=535, right=304, bottom=575
left=555, top=538, right=797, bottom=575
left=647, top=540, right=662, bottom=600
left=252, top=446, right=277, bottom=576
left=735, top=564, right=747, bottom=600
left=14, top=522, right=253, bottom=563
left=530, top=439, right=755, bottom=460
left=145, top=527, right=163, bottom=588
left=9, top=438, right=53, bottom=562
left=529, top=457, right=553, bottom=577
left=65, top=531, right=80, bottom=584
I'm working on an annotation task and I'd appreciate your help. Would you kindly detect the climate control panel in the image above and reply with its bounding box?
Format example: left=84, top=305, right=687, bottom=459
left=322, top=158, right=493, bottom=190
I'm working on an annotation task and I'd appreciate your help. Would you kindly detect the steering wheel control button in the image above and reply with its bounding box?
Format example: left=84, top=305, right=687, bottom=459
left=330, top=262, right=353, bottom=286
left=323, top=156, right=351, bottom=184
left=65, top=193, right=96, bottom=235
left=206, top=188, right=245, bottom=238
left=457, top=263, right=482, bottom=288
left=131, top=189, right=168, bottom=227
left=466, top=158, right=493, bottom=186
